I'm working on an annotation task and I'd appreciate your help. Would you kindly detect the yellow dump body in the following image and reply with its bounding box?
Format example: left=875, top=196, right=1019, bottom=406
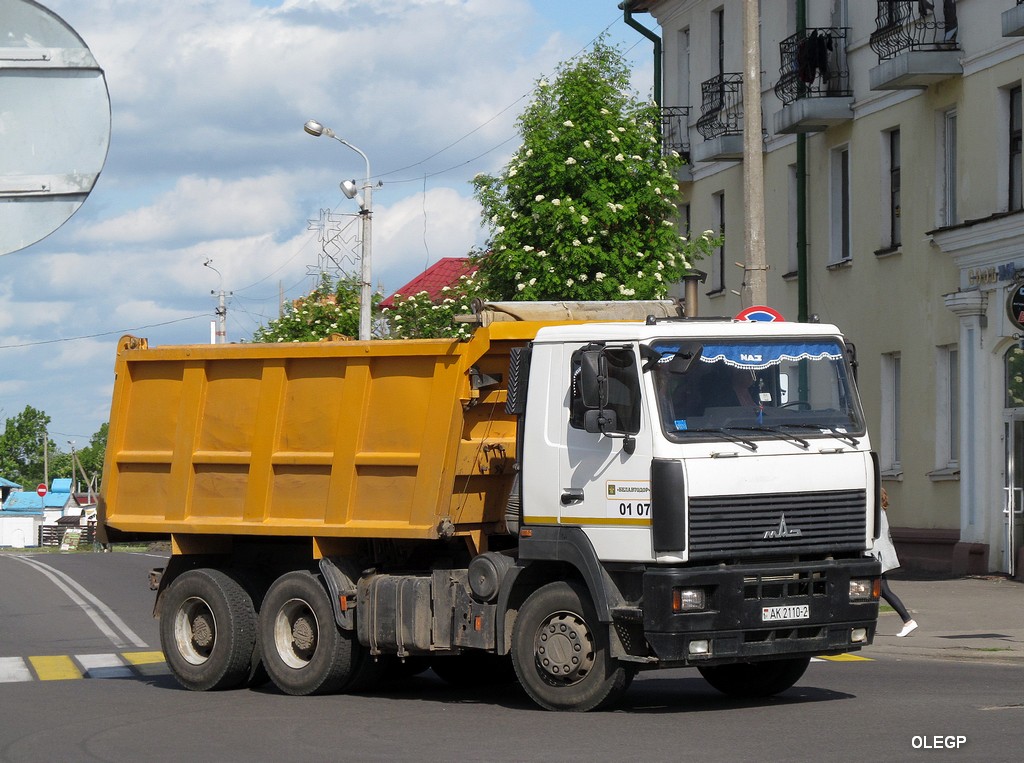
left=99, top=322, right=546, bottom=551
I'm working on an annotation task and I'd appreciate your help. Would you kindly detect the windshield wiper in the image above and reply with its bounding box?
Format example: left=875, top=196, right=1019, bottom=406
left=778, top=423, right=860, bottom=448
left=727, top=425, right=809, bottom=450
left=682, top=427, right=758, bottom=451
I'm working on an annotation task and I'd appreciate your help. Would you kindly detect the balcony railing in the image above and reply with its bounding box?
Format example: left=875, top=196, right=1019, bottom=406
left=869, top=0, right=959, bottom=61
left=660, top=106, right=690, bottom=162
left=696, top=73, right=743, bottom=140
left=775, top=28, right=851, bottom=106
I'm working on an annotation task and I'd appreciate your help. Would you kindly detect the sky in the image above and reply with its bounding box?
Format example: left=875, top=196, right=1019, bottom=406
left=0, top=0, right=656, bottom=453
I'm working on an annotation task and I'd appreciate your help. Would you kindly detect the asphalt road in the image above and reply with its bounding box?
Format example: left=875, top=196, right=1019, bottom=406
left=0, top=550, right=1021, bottom=763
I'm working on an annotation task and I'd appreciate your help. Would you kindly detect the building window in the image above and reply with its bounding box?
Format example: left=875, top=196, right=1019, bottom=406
left=886, top=128, right=901, bottom=248
left=1011, top=86, right=1022, bottom=213
left=680, top=202, right=691, bottom=239
left=677, top=28, right=691, bottom=107
left=881, top=352, right=902, bottom=476
left=829, top=146, right=850, bottom=265
left=709, top=192, right=725, bottom=294
left=1006, top=345, right=1024, bottom=408
left=939, top=110, right=957, bottom=227
left=713, top=8, right=724, bottom=76
left=934, top=345, right=959, bottom=475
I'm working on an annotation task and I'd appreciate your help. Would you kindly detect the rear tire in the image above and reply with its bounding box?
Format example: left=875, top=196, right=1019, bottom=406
left=511, top=581, right=633, bottom=712
left=259, top=570, right=356, bottom=696
left=159, top=568, right=257, bottom=692
left=698, top=656, right=811, bottom=698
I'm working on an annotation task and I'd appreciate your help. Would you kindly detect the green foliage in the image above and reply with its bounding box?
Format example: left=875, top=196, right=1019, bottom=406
left=0, top=405, right=52, bottom=488
left=0, top=410, right=108, bottom=491
left=381, top=272, right=483, bottom=340
left=473, top=38, right=719, bottom=301
left=253, top=274, right=374, bottom=342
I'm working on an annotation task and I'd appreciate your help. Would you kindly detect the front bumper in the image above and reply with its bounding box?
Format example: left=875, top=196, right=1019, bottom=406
left=641, top=558, right=879, bottom=666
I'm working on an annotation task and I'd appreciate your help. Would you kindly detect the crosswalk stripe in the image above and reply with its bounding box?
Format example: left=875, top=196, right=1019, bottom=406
left=29, top=654, right=82, bottom=681
left=0, top=656, right=34, bottom=683
left=76, top=653, right=134, bottom=679
left=121, top=650, right=166, bottom=666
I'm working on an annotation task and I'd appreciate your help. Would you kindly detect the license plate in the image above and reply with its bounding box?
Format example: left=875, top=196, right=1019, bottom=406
left=761, top=604, right=810, bottom=622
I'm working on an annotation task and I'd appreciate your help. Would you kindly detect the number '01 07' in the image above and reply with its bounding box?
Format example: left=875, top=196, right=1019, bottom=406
left=619, top=502, right=651, bottom=517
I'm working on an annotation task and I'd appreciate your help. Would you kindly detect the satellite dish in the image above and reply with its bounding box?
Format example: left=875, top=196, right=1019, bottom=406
left=0, top=0, right=111, bottom=256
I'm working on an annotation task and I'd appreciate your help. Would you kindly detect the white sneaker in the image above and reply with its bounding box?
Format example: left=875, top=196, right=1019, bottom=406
left=897, top=620, right=918, bottom=638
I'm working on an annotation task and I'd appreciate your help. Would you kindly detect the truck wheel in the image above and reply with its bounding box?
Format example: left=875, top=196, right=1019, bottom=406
left=259, top=570, right=357, bottom=696
left=159, top=568, right=257, bottom=692
left=511, top=581, right=633, bottom=712
left=698, top=656, right=811, bottom=698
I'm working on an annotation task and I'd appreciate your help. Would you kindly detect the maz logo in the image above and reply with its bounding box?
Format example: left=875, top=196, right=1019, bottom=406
left=763, top=513, right=803, bottom=540
left=740, top=353, right=763, bottom=362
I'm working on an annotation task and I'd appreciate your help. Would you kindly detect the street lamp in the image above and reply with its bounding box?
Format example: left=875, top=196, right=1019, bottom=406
left=304, top=119, right=374, bottom=341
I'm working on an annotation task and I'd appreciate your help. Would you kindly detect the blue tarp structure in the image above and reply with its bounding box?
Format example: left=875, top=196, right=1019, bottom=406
left=2, top=478, right=74, bottom=513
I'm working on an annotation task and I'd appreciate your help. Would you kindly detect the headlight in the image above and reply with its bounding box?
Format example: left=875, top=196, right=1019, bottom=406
left=672, top=588, right=707, bottom=612
left=849, top=579, right=876, bottom=601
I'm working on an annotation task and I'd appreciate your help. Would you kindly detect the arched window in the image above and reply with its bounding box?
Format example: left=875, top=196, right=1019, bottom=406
left=1006, top=345, right=1024, bottom=408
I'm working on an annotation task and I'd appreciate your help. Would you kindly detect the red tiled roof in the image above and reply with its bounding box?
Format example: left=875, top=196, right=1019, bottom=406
left=380, top=257, right=478, bottom=309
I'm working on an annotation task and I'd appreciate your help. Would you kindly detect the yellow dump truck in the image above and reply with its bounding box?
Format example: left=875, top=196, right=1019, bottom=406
left=99, top=301, right=881, bottom=711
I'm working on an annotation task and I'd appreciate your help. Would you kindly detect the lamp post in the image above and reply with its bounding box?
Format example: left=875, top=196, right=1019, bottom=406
left=303, top=119, right=373, bottom=341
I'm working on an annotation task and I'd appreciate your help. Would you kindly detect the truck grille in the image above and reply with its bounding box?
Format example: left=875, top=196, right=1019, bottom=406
left=688, top=489, right=866, bottom=559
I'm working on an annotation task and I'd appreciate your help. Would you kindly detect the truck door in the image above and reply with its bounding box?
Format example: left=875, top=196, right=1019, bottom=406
left=558, top=344, right=655, bottom=562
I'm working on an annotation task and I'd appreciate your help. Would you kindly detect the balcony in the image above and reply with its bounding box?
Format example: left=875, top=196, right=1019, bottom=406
left=692, top=73, right=744, bottom=163
left=660, top=105, right=693, bottom=181
left=1004, top=0, right=1024, bottom=37
left=869, top=0, right=962, bottom=90
left=774, top=28, right=853, bottom=134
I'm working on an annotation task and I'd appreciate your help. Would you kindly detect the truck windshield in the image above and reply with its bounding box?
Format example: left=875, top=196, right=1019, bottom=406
left=649, top=338, right=865, bottom=443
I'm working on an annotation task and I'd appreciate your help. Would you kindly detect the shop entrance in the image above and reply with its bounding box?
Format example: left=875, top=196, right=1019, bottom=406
left=1002, top=415, right=1024, bottom=576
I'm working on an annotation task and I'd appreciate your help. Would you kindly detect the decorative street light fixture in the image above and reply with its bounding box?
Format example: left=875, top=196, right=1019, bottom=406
left=303, top=119, right=374, bottom=341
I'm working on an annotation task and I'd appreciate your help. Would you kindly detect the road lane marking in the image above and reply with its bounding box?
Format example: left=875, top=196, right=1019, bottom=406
left=9, top=555, right=147, bottom=649
left=0, top=657, right=34, bottom=683
left=816, top=653, right=872, bottom=662
left=76, top=653, right=134, bottom=679
left=122, top=650, right=166, bottom=666
left=29, top=655, right=82, bottom=681
left=0, top=653, right=169, bottom=683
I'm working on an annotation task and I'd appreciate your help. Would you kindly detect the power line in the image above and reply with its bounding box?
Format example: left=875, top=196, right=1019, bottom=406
left=0, top=314, right=209, bottom=351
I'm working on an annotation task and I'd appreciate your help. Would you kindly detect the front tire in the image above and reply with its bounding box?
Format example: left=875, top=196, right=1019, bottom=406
left=698, top=657, right=811, bottom=698
left=159, top=568, right=257, bottom=692
left=511, top=581, right=633, bottom=712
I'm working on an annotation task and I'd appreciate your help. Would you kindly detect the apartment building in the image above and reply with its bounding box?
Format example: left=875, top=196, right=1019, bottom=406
left=624, top=0, right=1024, bottom=576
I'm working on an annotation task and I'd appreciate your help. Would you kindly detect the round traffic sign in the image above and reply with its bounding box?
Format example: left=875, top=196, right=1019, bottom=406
left=735, top=305, right=785, bottom=322
left=36, top=483, right=47, bottom=497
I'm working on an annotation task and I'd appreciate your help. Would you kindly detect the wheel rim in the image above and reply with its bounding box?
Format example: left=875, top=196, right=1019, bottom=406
left=273, top=597, right=320, bottom=669
left=532, top=610, right=595, bottom=687
left=174, top=596, right=217, bottom=666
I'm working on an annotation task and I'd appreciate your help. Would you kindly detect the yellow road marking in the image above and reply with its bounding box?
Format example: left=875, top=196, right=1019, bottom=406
left=817, top=653, right=872, bottom=662
left=121, top=650, right=166, bottom=666
left=29, top=655, right=82, bottom=681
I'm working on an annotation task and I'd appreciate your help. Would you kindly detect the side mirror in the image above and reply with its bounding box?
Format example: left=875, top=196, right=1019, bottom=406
left=583, top=408, right=617, bottom=434
left=579, top=349, right=604, bottom=408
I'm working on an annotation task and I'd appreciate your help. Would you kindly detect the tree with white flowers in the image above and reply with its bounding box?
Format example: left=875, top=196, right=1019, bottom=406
left=473, top=38, right=718, bottom=301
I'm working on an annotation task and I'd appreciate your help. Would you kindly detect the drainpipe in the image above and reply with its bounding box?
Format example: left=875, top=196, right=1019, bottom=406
left=797, top=0, right=809, bottom=324
left=620, top=2, right=662, bottom=106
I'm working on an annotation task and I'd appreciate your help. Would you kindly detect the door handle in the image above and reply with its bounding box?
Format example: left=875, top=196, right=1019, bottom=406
left=561, top=488, right=584, bottom=506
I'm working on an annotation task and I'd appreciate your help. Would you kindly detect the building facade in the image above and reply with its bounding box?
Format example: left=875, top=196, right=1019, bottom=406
left=625, top=0, right=1024, bottom=576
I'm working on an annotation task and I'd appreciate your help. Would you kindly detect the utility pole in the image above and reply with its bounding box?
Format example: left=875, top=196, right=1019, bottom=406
left=741, top=0, right=768, bottom=307
left=211, top=289, right=231, bottom=344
